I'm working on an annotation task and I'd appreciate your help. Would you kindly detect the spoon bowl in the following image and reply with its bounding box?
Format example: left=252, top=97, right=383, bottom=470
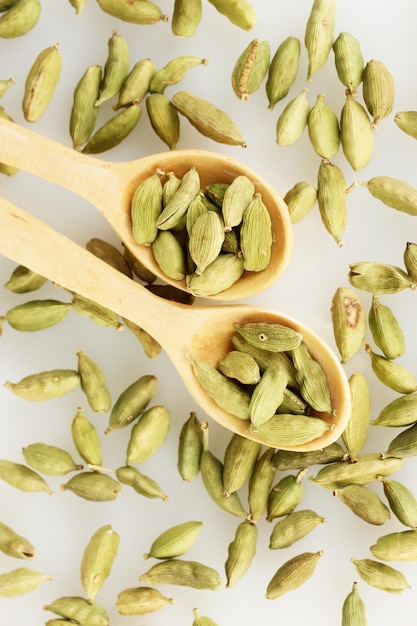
left=0, top=117, right=293, bottom=301
left=0, top=197, right=351, bottom=451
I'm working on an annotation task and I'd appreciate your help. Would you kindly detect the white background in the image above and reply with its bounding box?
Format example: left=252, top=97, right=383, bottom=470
left=1, top=0, right=417, bottom=624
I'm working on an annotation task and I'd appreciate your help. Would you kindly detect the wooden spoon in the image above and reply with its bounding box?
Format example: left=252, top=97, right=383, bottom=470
left=0, top=117, right=293, bottom=302
left=0, top=197, right=350, bottom=450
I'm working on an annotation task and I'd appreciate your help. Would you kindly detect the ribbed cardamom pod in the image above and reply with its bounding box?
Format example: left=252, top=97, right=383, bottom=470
left=218, top=350, right=261, bottom=385
left=95, top=0, right=168, bottom=24
left=4, top=264, right=47, bottom=293
left=378, top=476, right=417, bottom=529
left=317, top=158, right=348, bottom=246
left=225, top=520, right=257, bottom=587
left=22, top=443, right=82, bottom=476
left=172, top=0, right=202, bottom=37
left=80, top=525, right=120, bottom=602
left=370, top=529, right=417, bottom=561
left=342, top=373, right=371, bottom=460
left=116, top=465, right=168, bottom=500
left=123, top=318, right=162, bottom=359
left=95, top=30, right=130, bottom=107
left=82, top=101, right=142, bottom=154
left=60, top=471, right=121, bottom=502
left=284, top=181, right=317, bottom=224
left=333, top=484, right=390, bottom=525
left=139, top=559, right=222, bottom=590
left=0, top=521, right=35, bottom=559
left=126, top=405, right=170, bottom=465
left=266, top=469, right=307, bottom=522
left=76, top=349, right=112, bottom=413
left=5, top=299, right=71, bottom=332
left=146, top=93, right=180, bottom=150
left=0, top=459, right=53, bottom=494
left=404, top=241, right=417, bottom=282
left=266, top=550, right=324, bottom=599
left=240, top=192, right=273, bottom=272
left=114, top=58, right=157, bottom=109
left=44, top=595, right=110, bottom=624
left=144, top=521, right=203, bottom=559
left=308, top=93, right=340, bottom=159
left=4, top=369, right=80, bottom=401
left=360, top=175, right=417, bottom=216
left=348, top=261, right=415, bottom=295
left=0, top=567, right=51, bottom=597
left=106, top=374, right=157, bottom=433
left=292, top=341, right=333, bottom=414
left=266, top=36, right=300, bottom=109
left=222, top=433, right=261, bottom=496
left=172, top=90, right=247, bottom=147
left=0, top=0, right=41, bottom=39
left=340, top=93, right=374, bottom=171
left=206, top=0, right=256, bottom=30
left=200, top=450, right=249, bottom=518
left=385, top=423, right=417, bottom=458
left=394, top=110, right=417, bottom=140
left=186, top=253, right=244, bottom=297
left=269, top=509, right=327, bottom=549
left=130, top=170, right=164, bottom=246
left=351, top=557, right=411, bottom=593
left=231, top=38, right=270, bottom=101
left=177, top=412, right=205, bottom=482
left=333, top=31, right=364, bottom=95
left=71, top=407, right=102, bottom=467
left=235, top=321, right=302, bottom=353
left=331, top=287, right=366, bottom=362
left=231, top=332, right=297, bottom=386
left=249, top=366, right=288, bottom=431
left=69, top=64, right=102, bottom=151
left=156, top=166, right=200, bottom=230
left=188, top=211, right=225, bottom=275
left=272, top=443, right=346, bottom=471
left=71, top=292, right=123, bottom=328
left=152, top=230, right=186, bottom=280
left=372, top=392, right=417, bottom=427
left=341, top=582, right=367, bottom=626
left=276, top=88, right=310, bottom=146
left=22, top=42, right=62, bottom=122
left=253, top=414, right=334, bottom=448
left=365, top=343, right=417, bottom=394
left=362, top=59, right=395, bottom=128
left=247, top=447, right=276, bottom=522
left=221, top=174, right=255, bottom=231
left=150, top=55, right=208, bottom=94
left=86, top=237, right=133, bottom=278
left=368, top=295, right=405, bottom=360
left=304, top=0, right=336, bottom=81
left=309, top=453, right=403, bottom=490
left=192, top=608, right=218, bottom=626
left=116, top=586, right=173, bottom=615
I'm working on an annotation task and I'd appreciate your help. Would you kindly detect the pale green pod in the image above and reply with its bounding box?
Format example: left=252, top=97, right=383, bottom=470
left=272, top=443, right=346, bottom=471
left=225, top=520, right=257, bottom=587
left=269, top=509, right=327, bottom=549
left=204, top=181, right=229, bottom=207
left=5, top=299, right=71, bottom=332
left=123, top=318, right=162, bottom=359
left=386, top=422, right=417, bottom=458
left=4, top=369, right=80, bottom=401
left=248, top=448, right=276, bottom=522
left=152, top=230, right=186, bottom=280
left=333, top=484, right=390, bottom=525
left=22, top=42, right=62, bottom=122
left=362, top=176, right=417, bottom=217
left=333, top=32, right=364, bottom=95
left=114, top=58, right=157, bottom=109
left=206, top=0, right=256, bottom=30
left=192, top=608, right=218, bottom=626
left=378, top=476, right=417, bottom=529
left=156, top=166, right=200, bottom=230
left=185, top=191, right=208, bottom=235
left=304, top=0, right=335, bottom=81
left=342, top=373, right=371, bottom=460
left=218, top=350, right=261, bottom=385
left=188, top=211, right=224, bottom=274
left=276, top=88, right=310, bottom=146
left=106, top=374, right=157, bottom=433
left=177, top=412, right=204, bottom=482
left=126, top=405, right=170, bottom=465
left=95, top=0, right=168, bottom=24
left=116, top=465, right=168, bottom=500
left=362, top=59, right=395, bottom=128
left=172, top=0, right=202, bottom=37
left=394, top=110, right=417, bottom=141
left=222, top=229, right=241, bottom=255
left=254, top=415, right=333, bottom=448
left=139, top=558, right=222, bottom=590
left=308, top=93, right=340, bottom=159
left=68, top=0, right=87, bottom=14
left=222, top=433, right=261, bottom=496
left=0, top=0, right=40, bottom=38
left=4, top=264, right=47, bottom=293
left=61, top=471, right=121, bottom=502
left=191, top=358, right=251, bottom=420
left=221, top=174, right=255, bottom=231
left=342, top=582, right=367, bottom=626
left=365, top=344, right=417, bottom=394
left=266, top=469, right=307, bottom=522
left=80, top=525, right=120, bottom=602
left=86, top=237, right=133, bottom=278
left=266, top=36, right=300, bottom=110
left=172, top=90, right=247, bottom=147
left=116, top=586, right=173, bottom=615
left=340, top=94, right=374, bottom=171
left=146, top=93, right=180, bottom=150
left=22, top=443, right=82, bottom=476
left=70, top=64, right=102, bottom=150
left=331, top=288, right=366, bottom=363
left=144, top=521, right=203, bottom=559
left=130, top=170, right=164, bottom=246
left=370, top=529, right=417, bottom=561
left=150, top=55, right=208, bottom=95
left=82, top=101, right=142, bottom=153
left=186, top=252, right=244, bottom=297
left=372, top=393, right=417, bottom=427
left=71, top=407, right=102, bottom=467
left=44, top=595, right=110, bottom=625
left=317, top=159, right=347, bottom=247
left=292, top=341, right=333, bottom=414
left=0, top=459, right=52, bottom=494
left=234, top=321, right=302, bottom=353
left=310, top=453, right=403, bottom=490
left=0, top=76, right=15, bottom=96
left=239, top=192, right=273, bottom=272
left=0, top=567, right=51, bottom=597
left=368, top=295, right=405, bottom=360
left=351, top=557, right=411, bottom=593
left=76, top=349, right=111, bottom=414
left=0, top=521, right=35, bottom=559
left=231, top=38, right=270, bottom=101
left=249, top=366, right=288, bottom=431
left=200, top=450, right=249, bottom=518
left=404, top=241, right=417, bottom=281
left=349, top=261, right=415, bottom=295
left=266, top=550, right=323, bottom=599
left=231, top=332, right=297, bottom=386
left=95, top=30, right=130, bottom=107
left=284, top=181, right=317, bottom=224
left=71, top=292, right=123, bottom=328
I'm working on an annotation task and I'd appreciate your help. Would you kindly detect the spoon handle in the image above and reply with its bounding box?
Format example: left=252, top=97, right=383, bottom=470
left=0, top=117, right=126, bottom=209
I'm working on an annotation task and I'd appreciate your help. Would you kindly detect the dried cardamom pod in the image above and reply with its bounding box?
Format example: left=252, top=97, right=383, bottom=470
left=235, top=321, right=302, bottom=353
left=95, top=30, right=130, bottom=107
left=351, top=557, right=411, bottom=593
left=266, top=550, right=323, bottom=599
left=385, top=423, right=417, bottom=458
left=317, top=159, right=348, bottom=246
left=143, top=521, right=203, bottom=559
left=95, top=0, right=168, bottom=24
left=342, top=373, right=371, bottom=460
left=4, top=264, right=47, bottom=293
left=149, top=55, right=208, bottom=95
left=139, top=559, right=222, bottom=590
left=292, top=341, right=333, bottom=414
left=0, top=459, right=52, bottom=494
left=192, top=608, right=218, bottom=626
left=340, top=93, right=374, bottom=171
left=116, top=586, right=173, bottom=615
left=394, top=110, right=417, bottom=141
left=368, top=295, right=405, bottom=360
left=348, top=261, right=415, bottom=294
left=0, top=0, right=41, bottom=39
left=116, top=465, right=168, bottom=500
left=60, top=471, right=121, bottom=502
left=5, top=299, right=71, bottom=332
left=365, top=343, right=417, bottom=394
left=71, top=292, right=123, bottom=328
left=333, top=484, right=390, bottom=525
left=225, top=520, right=257, bottom=587
left=221, top=174, right=255, bottom=232
left=360, top=175, right=417, bottom=216
left=152, top=230, right=186, bottom=280
left=188, top=211, right=225, bottom=274
left=239, top=192, right=273, bottom=272
left=146, top=93, right=180, bottom=150
left=80, top=525, right=120, bottom=602
left=276, top=88, right=310, bottom=146
left=370, top=529, right=417, bottom=561
left=331, top=287, right=366, bottom=362
left=341, top=582, right=367, bottom=626
left=22, top=443, right=82, bottom=476
left=372, top=393, right=417, bottom=427
left=82, top=101, right=142, bottom=154
left=125, top=405, right=170, bottom=465
left=177, top=412, right=205, bottom=482
left=200, top=450, right=249, bottom=518
left=362, top=59, right=395, bottom=128
left=0, top=521, right=35, bottom=559
left=247, top=448, right=276, bottom=522
left=0, top=567, right=51, bottom=597
left=266, top=36, right=300, bottom=109
left=304, top=0, right=335, bottom=81
left=114, top=58, right=157, bottom=109
left=44, top=595, right=110, bottom=624
left=266, top=469, right=307, bottom=522
left=269, top=509, right=326, bottom=549
left=22, top=42, right=62, bottom=122
left=272, top=443, right=346, bottom=471
left=253, top=414, right=334, bottom=448
left=310, top=453, right=403, bottom=490
left=249, top=366, right=288, bottom=431
left=4, top=369, right=80, bottom=401
left=123, top=318, right=162, bottom=359
left=105, top=374, right=157, bottom=433
left=218, top=350, right=261, bottom=385
left=86, top=237, right=133, bottom=278
left=206, top=0, right=256, bottom=30
left=70, top=64, right=102, bottom=150
left=284, top=181, right=317, bottom=224
left=231, top=38, right=270, bottom=101
left=378, top=476, right=417, bottom=528
left=222, top=433, right=261, bottom=496
left=403, top=241, right=417, bottom=282
left=156, top=166, right=200, bottom=230
left=76, top=349, right=112, bottom=413
left=71, top=406, right=102, bottom=467
left=333, top=31, right=364, bottom=95
left=130, top=170, right=164, bottom=246
left=308, top=93, right=340, bottom=159
left=171, top=0, right=202, bottom=37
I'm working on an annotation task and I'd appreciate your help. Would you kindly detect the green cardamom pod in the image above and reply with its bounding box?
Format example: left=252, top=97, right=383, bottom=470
left=269, top=509, right=326, bottom=549
left=206, top=0, right=256, bottom=30
left=22, top=442, right=82, bottom=476
left=116, top=465, right=168, bottom=501
left=126, top=405, right=170, bottom=465
left=276, top=88, right=310, bottom=146
left=222, top=433, right=261, bottom=496
left=0, top=520, right=35, bottom=559
left=95, top=0, right=167, bottom=24
left=368, top=295, right=405, bottom=360
left=0, top=459, right=53, bottom=494
left=60, top=471, right=121, bottom=502
left=333, top=483, right=390, bottom=525
left=4, top=369, right=79, bottom=401
left=171, top=0, right=202, bottom=37
left=71, top=406, right=102, bottom=467
left=341, top=582, right=367, bottom=626
left=333, top=31, right=364, bottom=95
left=143, top=521, right=203, bottom=559
left=231, top=38, right=270, bottom=101
left=0, top=0, right=41, bottom=39
left=317, top=159, right=347, bottom=247
left=0, top=567, right=51, bottom=597
left=95, top=30, right=130, bottom=107
left=114, top=57, right=157, bottom=109
left=266, top=36, right=300, bottom=109
left=70, top=64, right=102, bottom=150
left=82, top=101, right=141, bottom=154
left=80, top=524, right=120, bottom=602
left=266, top=550, right=324, bottom=599
left=351, top=557, right=411, bottom=593
left=76, top=349, right=112, bottom=413
left=5, top=299, right=71, bottom=332
left=22, top=42, right=62, bottom=122
left=331, top=287, right=366, bottom=362
left=225, top=520, right=257, bottom=587
left=304, top=0, right=335, bottom=81
left=116, top=586, right=173, bottom=615
left=106, top=374, right=157, bottom=433
left=139, top=559, right=222, bottom=590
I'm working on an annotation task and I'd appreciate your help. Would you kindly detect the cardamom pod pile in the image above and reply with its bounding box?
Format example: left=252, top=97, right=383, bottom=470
left=1, top=1, right=417, bottom=625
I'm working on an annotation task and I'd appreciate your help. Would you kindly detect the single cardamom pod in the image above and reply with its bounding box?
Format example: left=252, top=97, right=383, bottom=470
left=276, top=88, right=310, bottom=146
left=249, top=365, right=288, bottom=431
left=368, top=295, right=405, bottom=360
left=0, top=459, right=53, bottom=494
left=192, top=608, right=218, bottom=626
left=0, top=0, right=41, bottom=39
left=200, top=450, right=249, bottom=518
left=231, top=38, right=270, bottom=101
left=266, top=36, right=300, bottom=109
left=105, top=374, right=157, bottom=433
left=333, top=31, right=364, bottom=95
left=0, top=521, right=35, bottom=559
left=221, top=174, right=255, bottom=231
left=177, top=412, right=204, bottom=482
left=206, top=0, right=256, bottom=30
left=188, top=211, right=225, bottom=274
left=317, top=159, right=348, bottom=246
left=95, top=30, right=130, bottom=107
left=5, top=299, right=71, bottom=332
left=310, top=453, right=403, bottom=490
left=304, top=0, right=336, bottom=81
left=186, top=253, right=244, bottom=297
left=130, top=170, right=164, bottom=246
left=235, top=321, right=302, bottom=353
left=44, top=595, right=110, bottom=624
left=4, top=369, right=80, bottom=401
left=4, top=264, right=47, bottom=293
left=114, top=58, right=157, bottom=109
left=372, top=392, right=417, bottom=427
left=71, top=407, right=102, bottom=467
left=394, top=110, right=417, bottom=141
left=378, top=476, right=417, bottom=529
left=292, top=341, right=333, bottom=414
left=333, top=483, right=390, bottom=525
left=239, top=192, right=273, bottom=272
left=116, top=465, right=168, bottom=500
left=76, top=349, right=112, bottom=413
left=340, top=93, right=374, bottom=171
left=82, top=101, right=142, bottom=154
left=385, top=422, right=417, bottom=458
left=126, top=405, right=170, bottom=465
left=222, top=433, right=261, bottom=496
left=342, top=372, right=371, bottom=460
left=116, top=586, right=173, bottom=615
left=272, top=443, right=346, bottom=471
left=171, top=0, right=202, bottom=37
left=284, top=181, right=317, bottom=224
left=139, top=559, right=222, bottom=590
left=60, top=471, right=121, bottom=502
left=80, top=525, right=120, bottom=602
left=330, top=287, right=366, bottom=362
left=69, top=64, right=102, bottom=150
left=71, top=292, right=123, bottom=328
left=308, top=93, right=340, bottom=159
left=348, top=261, right=415, bottom=294
left=22, top=442, right=82, bottom=476
left=143, top=521, right=203, bottom=559
left=225, top=520, right=257, bottom=587
left=351, top=557, right=411, bottom=593
left=123, top=317, right=162, bottom=359
left=370, top=529, right=417, bottom=561
left=152, top=230, right=186, bottom=280
left=218, top=350, right=261, bottom=385
left=0, top=567, right=51, bottom=597
left=22, top=42, right=62, bottom=122
left=404, top=241, right=417, bottom=282
left=360, top=175, right=417, bottom=216
left=269, top=509, right=327, bottom=549
left=362, top=59, right=395, bottom=128
left=247, top=448, right=276, bottom=522
left=266, top=550, right=324, bottom=599
left=149, top=55, right=208, bottom=95
left=146, top=93, right=180, bottom=150
left=266, top=469, right=307, bottom=522
left=95, top=0, right=168, bottom=24
left=341, top=582, right=367, bottom=626
left=253, top=414, right=334, bottom=448
left=156, top=166, right=200, bottom=230
left=365, top=343, right=417, bottom=394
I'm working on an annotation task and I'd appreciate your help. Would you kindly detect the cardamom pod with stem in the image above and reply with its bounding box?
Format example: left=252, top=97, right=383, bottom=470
left=146, top=93, right=180, bottom=150
left=143, top=521, right=203, bottom=559
left=365, top=343, right=417, bottom=394
left=304, top=0, right=336, bottom=81
left=276, top=88, right=310, bottom=146
left=22, top=443, right=82, bottom=476
left=139, top=559, right=222, bottom=590
left=368, top=295, right=405, bottom=360
left=105, top=374, right=157, bottom=433
left=317, top=159, right=348, bottom=246
left=177, top=412, right=205, bottom=482
left=349, top=261, right=415, bottom=294
left=114, top=58, right=157, bottom=109
left=231, top=38, right=270, bottom=101
left=82, top=101, right=142, bottom=154
left=351, top=557, right=411, bottom=593
left=149, top=55, right=208, bottom=94
left=95, top=30, right=130, bottom=107
left=222, top=433, right=261, bottom=496
left=333, top=31, right=364, bottom=95
left=116, top=586, right=173, bottom=615
left=71, top=406, right=102, bottom=467
left=225, top=520, right=257, bottom=587
left=362, top=59, right=395, bottom=128
left=370, top=529, right=417, bottom=561
left=341, top=582, right=367, bottom=626
left=116, top=465, right=168, bottom=501
left=95, top=0, right=168, bottom=24
left=125, top=405, right=170, bottom=465
left=76, top=349, right=112, bottom=413
left=69, top=64, right=102, bottom=150
left=0, top=567, right=51, bottom=597
left=340, top=93, right=374, bottom=171
left=266, top=550, right=324, bottom=599
left=269, top=509, right=327, bottom=549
